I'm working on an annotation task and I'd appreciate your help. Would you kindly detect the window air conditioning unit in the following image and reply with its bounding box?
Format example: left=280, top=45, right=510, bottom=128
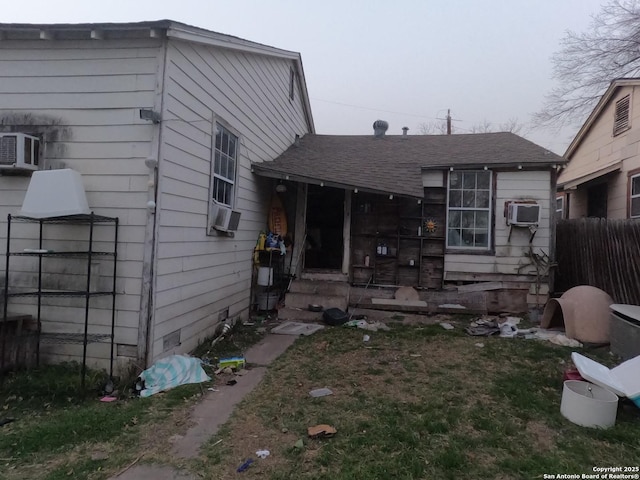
left=507, top=202, right=540, bottom=226
left=0, top=133, right=40, bottom=171
left=210, top=203, right=241, bottom=232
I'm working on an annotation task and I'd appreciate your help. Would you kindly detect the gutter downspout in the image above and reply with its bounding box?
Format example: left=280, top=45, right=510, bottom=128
left=137, top=36, right=169, bottom=367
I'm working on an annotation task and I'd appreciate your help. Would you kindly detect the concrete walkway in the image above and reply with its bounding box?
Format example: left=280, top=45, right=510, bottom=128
left=109, top=333, right=298, bottom=480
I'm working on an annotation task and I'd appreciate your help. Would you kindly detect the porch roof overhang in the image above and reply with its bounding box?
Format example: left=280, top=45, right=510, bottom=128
left=559, top=161, right=622, bottom=190
left=251, top=162, right=424, bottom=199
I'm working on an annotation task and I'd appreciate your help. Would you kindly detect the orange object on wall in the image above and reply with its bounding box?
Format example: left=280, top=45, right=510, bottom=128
left=268, top=194, right=288, bottom=237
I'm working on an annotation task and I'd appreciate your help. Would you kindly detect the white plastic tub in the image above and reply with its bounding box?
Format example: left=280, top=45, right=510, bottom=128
left=257, top=267, right=273, bottom=286
left=560, top=380, right=618, bottom=429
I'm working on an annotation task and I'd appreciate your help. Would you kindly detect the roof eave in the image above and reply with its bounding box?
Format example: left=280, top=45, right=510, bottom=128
left=421, top=161, right=566, bottom=170
left=251, top=164, right=422, bottom=199
left=165, top=23, right=301, bottom=60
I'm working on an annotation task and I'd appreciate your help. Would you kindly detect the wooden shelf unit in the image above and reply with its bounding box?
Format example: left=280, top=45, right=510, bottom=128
left=351, top=189, right=446, bottom=288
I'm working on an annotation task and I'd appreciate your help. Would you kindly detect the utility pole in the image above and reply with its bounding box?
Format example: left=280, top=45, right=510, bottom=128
left=446, top=109, right=452, bottom=135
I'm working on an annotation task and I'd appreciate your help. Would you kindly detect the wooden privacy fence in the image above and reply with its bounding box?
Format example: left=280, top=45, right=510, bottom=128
left=555, top=218, right=640, bottom=305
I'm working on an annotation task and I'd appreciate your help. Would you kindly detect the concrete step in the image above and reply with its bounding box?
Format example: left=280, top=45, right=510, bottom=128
left=300, top=271, right=349, bottom=282
left=289, top=279, right=351, bottom=296
left=285, top=291, right=348, bottom=311
left=277, top=307, right=324, bottom=322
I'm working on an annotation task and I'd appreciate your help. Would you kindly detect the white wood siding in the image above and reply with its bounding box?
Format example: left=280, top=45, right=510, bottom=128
left=445, top=170, right=552, bottom=276
left=151, top=40, right=309, bottom=360
left=0, top=39, right=161, bottom=370
left=562, top=85, right=640, bottom=219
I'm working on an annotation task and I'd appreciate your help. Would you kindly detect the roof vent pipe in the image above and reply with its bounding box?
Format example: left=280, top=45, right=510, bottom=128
left=402, top=127, right=409, bottom=136
left=373, top=120, right=389, bottom=138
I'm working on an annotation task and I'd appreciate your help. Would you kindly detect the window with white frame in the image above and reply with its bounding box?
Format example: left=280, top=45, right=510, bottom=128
left=556, top=195, right=565, bottom=220
left=211, top=124, right=237, bottom=207
left=631, top=173, right=640, bottom=218
left=447, top=170, right=492, bottom=249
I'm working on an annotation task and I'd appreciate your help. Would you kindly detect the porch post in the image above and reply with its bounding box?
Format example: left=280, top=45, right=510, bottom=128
left=291, top=183, right=308, bottom=276
left=342, top=190, right=352, bottom=275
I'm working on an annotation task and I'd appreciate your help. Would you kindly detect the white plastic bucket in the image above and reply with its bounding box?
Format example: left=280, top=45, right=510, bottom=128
left=257, top=267, right=273, bottom=286
left=560, top=380, right=618, bottom=429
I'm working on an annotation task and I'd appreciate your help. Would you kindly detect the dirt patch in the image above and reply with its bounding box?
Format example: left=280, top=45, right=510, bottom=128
left=525, top=420, right=556, bottom=451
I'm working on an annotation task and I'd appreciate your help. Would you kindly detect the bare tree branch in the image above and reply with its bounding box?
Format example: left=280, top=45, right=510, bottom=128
left=534, top=0, right=640, bottom=128
left=416, top=120, right=448, bottom=135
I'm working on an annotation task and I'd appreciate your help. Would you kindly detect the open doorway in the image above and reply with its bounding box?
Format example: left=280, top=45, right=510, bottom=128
left=587, top=182, right=608, bottom=218
left=304, top=184, right=344, bottom=270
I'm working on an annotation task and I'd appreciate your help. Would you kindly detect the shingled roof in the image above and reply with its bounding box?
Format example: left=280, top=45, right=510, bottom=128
left=252, top=132, right=565, bottom=198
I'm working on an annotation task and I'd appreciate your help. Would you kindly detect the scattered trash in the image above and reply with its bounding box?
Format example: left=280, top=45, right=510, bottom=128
left=440, top=322, right=454, bottom=330
left=309, top=388, right=333, bottom=398
left=323, top=308, right=350, bottom=326
left=363, top=334, right=370, bottom=342
left=294, top=439, right=304, bottom=449
left=466, top=320, right=500, bottom=336
left=237, top=459, right=254, bottom=472
left=219, top=356, right=246, bottom=370
left=226, top=379, right=238, bottom=386
left=499, top=323, right=518, bottom=338
left=503, top=316, right=522, bottom=325
left=344, top=319, right=390, bottom=332
left=571, top=352, right=640, bottom=407
left=207, top=387, right=219, bottom=392
left=256, top=449, right=270, bottom=459
left=475, top=342, right=485, bottom=348
left=307, top=424, right=337, bottom=439
left=99, top=396, right=117, bottom=403
left=532, top=329, right=582, bottom=347
left=548, top=334, right=582, bottom=348
left=137, top=354, right=211, bottom=398
left=410, top=354, right=422, bottom=357
left=281, top=427, right=289, bottom=433
left=211, top=439, right=223, bottom=448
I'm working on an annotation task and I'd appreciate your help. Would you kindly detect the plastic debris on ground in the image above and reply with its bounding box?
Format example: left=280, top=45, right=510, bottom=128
left=464, top=315, right=582, bottom=347
left=343, top=319, right=390, bottom=332
left=475, top=342, right=485, bottom=348
left=218, top=356, right=245, bottom=369
left=465, top=318, right=500, bottom=336
left=309, top=387, right=333, bottom=398
left=237, top=459, right=254, bottom=472
left=440, top=322, right=455, bottom=330
left=363, top=334, right=370, bottom=342
left=294, top=439, right=304, bottom=449
left=307, top=424, right=337, bottom=439
left=571, top=352, right=640, bottom=407
left=136, top=354, right=211, bottom=398
left=256, top=450, right=270, bottom=459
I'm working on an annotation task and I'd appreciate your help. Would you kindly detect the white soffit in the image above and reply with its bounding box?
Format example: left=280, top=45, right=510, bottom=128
left=19, top=169, right=91, bottom=218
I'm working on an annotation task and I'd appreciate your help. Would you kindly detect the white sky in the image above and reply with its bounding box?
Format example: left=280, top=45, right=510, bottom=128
left=3, top=0, right=605, bottom=154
